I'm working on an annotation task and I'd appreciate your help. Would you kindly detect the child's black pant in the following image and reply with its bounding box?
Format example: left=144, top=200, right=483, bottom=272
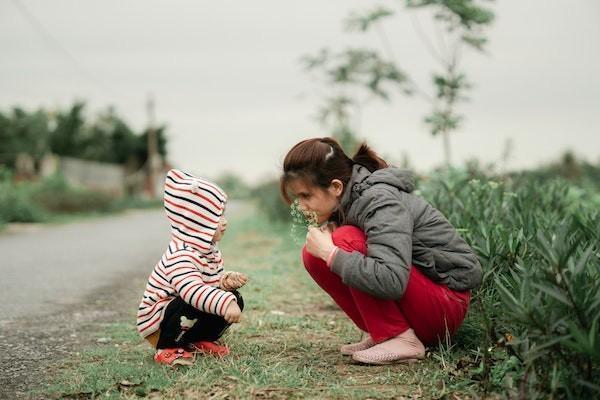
left=156, top=290, right=244, bottom=349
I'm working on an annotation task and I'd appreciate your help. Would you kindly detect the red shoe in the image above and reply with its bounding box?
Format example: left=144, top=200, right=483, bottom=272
left=191, top=340, right=230, bottom=357
left=154, top=348, right=195, bottom=366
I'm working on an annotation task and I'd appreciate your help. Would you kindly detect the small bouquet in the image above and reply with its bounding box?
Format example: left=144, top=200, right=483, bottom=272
left=290, top=199, right=319, bottom=243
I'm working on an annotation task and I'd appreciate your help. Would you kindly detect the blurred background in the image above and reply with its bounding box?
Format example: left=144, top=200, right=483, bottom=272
left=0, top=0, right=599, bottom=220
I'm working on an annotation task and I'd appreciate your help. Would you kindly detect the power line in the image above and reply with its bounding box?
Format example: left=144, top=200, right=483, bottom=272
left=10, top=0, right=124, bottom=101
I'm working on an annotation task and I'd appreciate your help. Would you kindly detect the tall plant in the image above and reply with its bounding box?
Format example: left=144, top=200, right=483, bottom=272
left=303, top=0, right=494, bottom=167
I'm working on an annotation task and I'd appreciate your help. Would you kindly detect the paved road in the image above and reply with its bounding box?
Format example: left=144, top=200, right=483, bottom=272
left=0, top=202, right=245, bottom=321
left=0, top=209, right=169, bottom=321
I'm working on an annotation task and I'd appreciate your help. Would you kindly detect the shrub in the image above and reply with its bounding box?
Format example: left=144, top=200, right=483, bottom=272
left=418, top=167, right=599, bottom=397
left=30, top=174, right=115, bottom=214
left=496, top=216, right=600, bottom=398
left=250, top=179, right=290, bottom=223
left=0, top=167, right=45, bottom=223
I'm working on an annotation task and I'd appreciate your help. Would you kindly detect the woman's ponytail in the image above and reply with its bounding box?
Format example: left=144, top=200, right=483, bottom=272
left=352, top=143, right=388, bottom=172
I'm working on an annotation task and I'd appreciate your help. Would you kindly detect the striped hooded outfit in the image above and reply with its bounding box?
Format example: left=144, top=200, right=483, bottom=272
left=136, top=169, right=238, bottom=339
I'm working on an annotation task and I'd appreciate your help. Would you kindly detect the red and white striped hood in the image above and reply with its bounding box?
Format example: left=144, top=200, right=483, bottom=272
left=163, top=169, right=227, bottom=254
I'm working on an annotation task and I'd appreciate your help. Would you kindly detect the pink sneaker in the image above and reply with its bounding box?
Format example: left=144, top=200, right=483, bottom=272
left=340, top=334, right=376, bottom=355
left=352, top=329, right=425, bottom=365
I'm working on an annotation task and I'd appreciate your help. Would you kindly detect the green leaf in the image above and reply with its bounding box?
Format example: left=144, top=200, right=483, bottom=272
left=345, top=6, right=395, bottom=32
left=531, top=283, right=572, bottom=307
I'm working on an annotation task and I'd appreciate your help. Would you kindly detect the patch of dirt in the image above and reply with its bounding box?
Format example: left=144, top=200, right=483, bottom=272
left=0, top=269, right=148, bottom=399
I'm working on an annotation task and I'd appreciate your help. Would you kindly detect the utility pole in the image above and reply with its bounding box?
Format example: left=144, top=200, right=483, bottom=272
left=146, top=93, right=159, bottom=198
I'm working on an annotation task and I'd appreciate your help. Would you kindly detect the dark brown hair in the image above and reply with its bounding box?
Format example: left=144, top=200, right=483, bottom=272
left=280, top=137, right=388, bottom=204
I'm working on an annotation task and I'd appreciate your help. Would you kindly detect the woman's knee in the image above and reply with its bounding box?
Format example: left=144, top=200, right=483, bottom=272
left=302, top=245, right=324, bottom=272
left=332, top=225, right=367, bottom=254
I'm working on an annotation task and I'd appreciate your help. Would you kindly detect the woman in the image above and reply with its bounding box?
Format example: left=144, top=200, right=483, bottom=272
left=280, top=137, right=482, bottom=365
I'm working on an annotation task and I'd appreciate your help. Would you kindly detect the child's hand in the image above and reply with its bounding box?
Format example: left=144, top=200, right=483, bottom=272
left=220, top=271, right=248, bottom=291
left=224, top=301, right=242, bottom=323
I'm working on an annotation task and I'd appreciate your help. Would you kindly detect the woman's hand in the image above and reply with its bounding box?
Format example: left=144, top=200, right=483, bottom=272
left=220, top=271, right=248, bottom=291
left=306, top=226, right=336, bottom=261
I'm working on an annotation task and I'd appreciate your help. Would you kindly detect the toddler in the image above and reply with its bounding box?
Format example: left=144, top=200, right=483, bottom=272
left=136, top=169, right=247, bottom=366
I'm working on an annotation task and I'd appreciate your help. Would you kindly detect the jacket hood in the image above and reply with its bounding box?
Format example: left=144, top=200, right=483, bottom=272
left=363, top=166, right=415, bottom=193
left=163, top=169, right=227, bottom=254
left=341, top=165, right=415, bottom=210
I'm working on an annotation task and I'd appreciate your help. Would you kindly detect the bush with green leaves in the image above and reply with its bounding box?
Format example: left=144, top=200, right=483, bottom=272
left=0, top=167, right=45, bottom=224
left=0, top=170, right=120, bottom=227
left=251, top=179, right=290, bottom=222
left=30, top=173, right=115, bottom=214
left=419, top=167, right=599, bottom=398
left=497, top=218, right=599, bottom=398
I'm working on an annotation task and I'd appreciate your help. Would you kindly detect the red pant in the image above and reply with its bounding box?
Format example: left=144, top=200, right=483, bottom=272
left=302, top=225, right=471, bottom=345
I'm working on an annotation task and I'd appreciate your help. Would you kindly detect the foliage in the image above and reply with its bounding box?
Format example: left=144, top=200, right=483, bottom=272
left=30, top=173, right=115, bottom=214
left=0, top=102, right=168, bottom=172
left=510, top=151, right=600, bottom=194
left=290, top=199, right=319, bottom=243
left=302, top=0, right=495, bottom=166
left=215, top=172, right=252, bottom=199
left=0, top=168, right=159, bottom=227
left=0, top=167, right=45, bottom=224
left=0, top=107, right=50, bottom=168
left=418, top=166, right=600, bottom=397
left=250, top=179, right=290, bottom=222
left=496, top=220, right=600, bottom=397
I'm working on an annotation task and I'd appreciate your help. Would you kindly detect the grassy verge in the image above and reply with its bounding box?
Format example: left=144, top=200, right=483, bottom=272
left=41, top=210, right=495, bottom=400
left=0, top=171, right=161, bottom=231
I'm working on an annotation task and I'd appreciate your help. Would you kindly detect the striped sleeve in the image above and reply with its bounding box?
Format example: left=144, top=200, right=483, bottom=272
left=163, top=252, right=236, bottom=316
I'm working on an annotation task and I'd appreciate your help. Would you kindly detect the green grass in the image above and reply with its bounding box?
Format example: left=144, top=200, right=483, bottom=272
left=41, top=210, right=498, bottom=399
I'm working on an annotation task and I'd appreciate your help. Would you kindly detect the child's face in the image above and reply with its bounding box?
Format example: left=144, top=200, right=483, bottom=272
left=213, top=215, right=227, bottom=242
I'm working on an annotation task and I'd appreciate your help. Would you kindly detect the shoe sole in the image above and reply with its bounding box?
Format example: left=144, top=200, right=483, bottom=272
left=340, top=343, right=376, bottom=356
left=171, top=358, right=194, bottom=366
left=155, top=357, right=195, bottom=367
left=341, top=348, right=371, bottom=356
left=351, top=354, right=424, bottom=365
left=195, top=349, right=229, bottom=357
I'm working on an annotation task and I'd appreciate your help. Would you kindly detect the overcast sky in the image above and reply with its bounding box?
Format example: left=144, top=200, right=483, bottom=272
left=1, top=0, right=599, bottom=183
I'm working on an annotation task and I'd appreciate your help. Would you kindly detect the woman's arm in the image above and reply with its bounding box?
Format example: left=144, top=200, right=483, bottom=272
left=330, top=188, right=414, bottom=299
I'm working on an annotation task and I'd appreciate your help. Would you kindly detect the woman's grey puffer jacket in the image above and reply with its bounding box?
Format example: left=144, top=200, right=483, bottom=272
left=330, top=165, right=482, bottom=299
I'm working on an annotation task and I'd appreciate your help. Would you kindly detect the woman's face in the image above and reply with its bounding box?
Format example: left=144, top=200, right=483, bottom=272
left=287, top=178, right=343, bottom=224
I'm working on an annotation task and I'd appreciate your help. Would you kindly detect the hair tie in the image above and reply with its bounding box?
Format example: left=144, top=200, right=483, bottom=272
left=325, top=145, right=335, bottom=161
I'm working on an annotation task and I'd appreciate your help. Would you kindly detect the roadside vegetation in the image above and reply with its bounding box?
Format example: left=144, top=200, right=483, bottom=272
left=0, top=168, right=160, bottom=230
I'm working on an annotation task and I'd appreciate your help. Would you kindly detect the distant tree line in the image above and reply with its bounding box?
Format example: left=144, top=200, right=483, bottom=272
left=0, top=101, right=168, bottom=172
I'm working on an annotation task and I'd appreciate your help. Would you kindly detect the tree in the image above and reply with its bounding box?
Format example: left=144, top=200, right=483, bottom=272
left=0, top=107, right=50, bottom=169
left=49, top=101, right=87, bottom=158
left=317, top=95, right=361, bottom=154
left=0, top=102, right=169, bottom=172
left=303, top=0, right=495, bottom=167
